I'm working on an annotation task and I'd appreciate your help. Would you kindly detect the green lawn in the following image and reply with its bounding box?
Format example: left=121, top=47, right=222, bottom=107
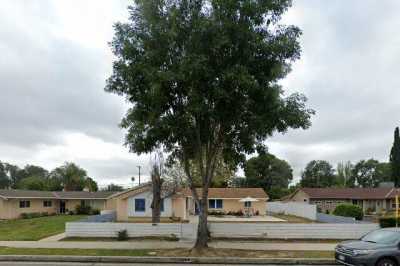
left=0, top=247, right=334, bottom=258
left=0, top=215, right=86, bottom=241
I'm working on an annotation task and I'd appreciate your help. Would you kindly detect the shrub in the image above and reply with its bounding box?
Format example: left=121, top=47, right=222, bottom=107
left=20, top=212, right=44, bottom=219
left=333, top=204, right=363, bottom=220
left=379, top=217, right=400, bottom=228
left=208, top=210, right=225, bottom=216
left=117, top=230, right=128, bottom=241
left=68, top=210, right=75, bottom=215
left=90, top=209, right=100, bottom=215
left=75, top=205, right=92, bottom=215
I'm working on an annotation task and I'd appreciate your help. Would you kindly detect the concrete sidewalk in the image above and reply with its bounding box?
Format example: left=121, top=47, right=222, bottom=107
left=39, top=233, right=66, bottom=242
left=0, top=240, right=337, bottom=251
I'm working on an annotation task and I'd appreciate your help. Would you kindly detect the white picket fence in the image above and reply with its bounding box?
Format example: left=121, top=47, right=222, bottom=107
left=66, top=222, right=378, bottom=240
left=267, top=201, right=317, bottom=220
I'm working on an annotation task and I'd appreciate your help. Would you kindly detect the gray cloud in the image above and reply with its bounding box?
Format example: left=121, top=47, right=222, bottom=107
left=1, top=0, right=399, bottom=184
left=268, top=0, right=400, bottom=180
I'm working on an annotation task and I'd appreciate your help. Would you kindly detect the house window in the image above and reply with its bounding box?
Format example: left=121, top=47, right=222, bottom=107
left=160, top=199, right=164, bottom=212
left=80, top=200, right=86, bottom=207
left=19, top=200, right=30, bottom=208
left=135, top=198, right=146, bottom=212
left=209, top=199, right=223, bottom=209
left=43, top=200, right=52, bottom=207
left=244, top=201, right=252, bottom=207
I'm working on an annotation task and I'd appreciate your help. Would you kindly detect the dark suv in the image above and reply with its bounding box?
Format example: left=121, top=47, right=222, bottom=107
left=336, top=228, right=400, bottom=266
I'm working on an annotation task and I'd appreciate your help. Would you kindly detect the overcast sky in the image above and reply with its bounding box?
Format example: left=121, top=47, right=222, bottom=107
left=1, top=1, right=399, bottom=187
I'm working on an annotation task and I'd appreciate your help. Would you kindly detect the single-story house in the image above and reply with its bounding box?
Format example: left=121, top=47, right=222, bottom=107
left=0, top=185, right=268, bottom=221
left=0, top=190, right=116, bottom=219
left=286, top=187, right=400, bottom=214
left=108, top=183, right=269, bottom=222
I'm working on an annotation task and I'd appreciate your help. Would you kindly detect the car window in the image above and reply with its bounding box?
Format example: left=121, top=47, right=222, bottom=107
left=361, top=230, right=400, bottom=245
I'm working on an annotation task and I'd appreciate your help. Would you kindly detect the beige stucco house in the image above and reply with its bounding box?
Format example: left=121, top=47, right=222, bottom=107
left=286, top=187, right=400, bottom=214
left=0, top=185, right=268, bottom=221
left=108, top=183, right=268, bottom=222
left=0, top=190, right=115, bottom=219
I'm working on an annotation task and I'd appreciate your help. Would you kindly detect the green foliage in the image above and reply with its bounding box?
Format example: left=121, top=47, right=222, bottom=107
left=106, top=0, right=313, bottom=174
left=300, top=160, right=336, bottom=188
left=74, top=205, right=100, bottom=215
left=350, top=159, right=385, bottom=188
left=106, top=0, right=313, bottom=248
left=379, top=216, right=400, bottom=228
left=390, top=127, right=400, bottom=187
left=333, top=204, right=363, bottom=220
left=336, top=161, right=353, bottom=187
left=0, top=162, right=10, bottom=189
left=0, top=161, right=98, bottom=192
left=244, top=153, right=293, bottom=199
left=75, top=205, right=92, bottom=215
left=117, top=230, right=128, bottom=241
left=165, top=156, right=236, bottom=188
left=50, top=163, right=86, bottom=191
left=85, top=177, right=99, bottom=192
left=17, top=176, right=47, bottom=191
left=20, top=212, right=48, bottom=219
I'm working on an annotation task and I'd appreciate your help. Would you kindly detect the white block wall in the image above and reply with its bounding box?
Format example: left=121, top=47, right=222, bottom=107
left=65, top=222, right=197, bottom=239
left=66, top=221, right=378, bottom=240
left=267, top=201, right=317, bottom=220
left=209, top=223, right=379, bottom=239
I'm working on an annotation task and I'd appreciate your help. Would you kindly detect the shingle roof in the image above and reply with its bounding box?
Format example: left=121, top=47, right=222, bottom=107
left=0, top=190, right=56, bottom=199
left=300, top=187, right=396, bottom=200
left=178, top=188, right=268, bottom=199
left=0, top=190, right=117, bottom=200
left=54, top=191, right=117, bottom=199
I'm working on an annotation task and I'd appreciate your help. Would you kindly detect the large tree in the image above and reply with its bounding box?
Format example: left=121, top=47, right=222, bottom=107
left=336, top=161, right=353, bottom=187
left=351, top=159, right=383, bottom=188
left=49, top=162, right=91, bottom=191
left=390, top=127, right=400, bottom=187
left=300, top=160, right=336, bottom=188
left=244, top=152, right=293, bottom=199
left=17, top=176, right=47, bottom=191
left=106, top=0, right=313, bottom=250
left=0, top=162, right=10, bottom=189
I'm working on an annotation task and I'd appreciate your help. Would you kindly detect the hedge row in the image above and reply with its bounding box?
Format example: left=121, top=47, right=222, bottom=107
left=333, top=204, right=363, bottom=220
left=379, top=217, right=400, bottom=228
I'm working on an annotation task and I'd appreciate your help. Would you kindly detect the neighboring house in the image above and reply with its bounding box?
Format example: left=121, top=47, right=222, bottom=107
left=109, top=183, right=269, bottom=222
left=0, top=190, right=116, bottom=219
left=286, top=187, right=400, bottom=214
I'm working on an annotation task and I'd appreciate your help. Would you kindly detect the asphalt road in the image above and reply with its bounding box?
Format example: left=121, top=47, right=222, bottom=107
left=0, top=263, right=335, bottom=266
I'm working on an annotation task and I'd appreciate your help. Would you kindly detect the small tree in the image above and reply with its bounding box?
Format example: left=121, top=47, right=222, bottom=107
left=390, top=127, right=400, bottom=187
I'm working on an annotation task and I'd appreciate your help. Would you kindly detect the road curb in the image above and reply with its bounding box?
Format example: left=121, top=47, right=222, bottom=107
left=0, top=255, right=336, bottom=264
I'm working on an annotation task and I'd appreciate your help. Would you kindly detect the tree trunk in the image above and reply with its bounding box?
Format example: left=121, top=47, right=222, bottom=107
left=151, top=166, right=162, bottom=224
left=193, top=187, right=209, bottom=250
